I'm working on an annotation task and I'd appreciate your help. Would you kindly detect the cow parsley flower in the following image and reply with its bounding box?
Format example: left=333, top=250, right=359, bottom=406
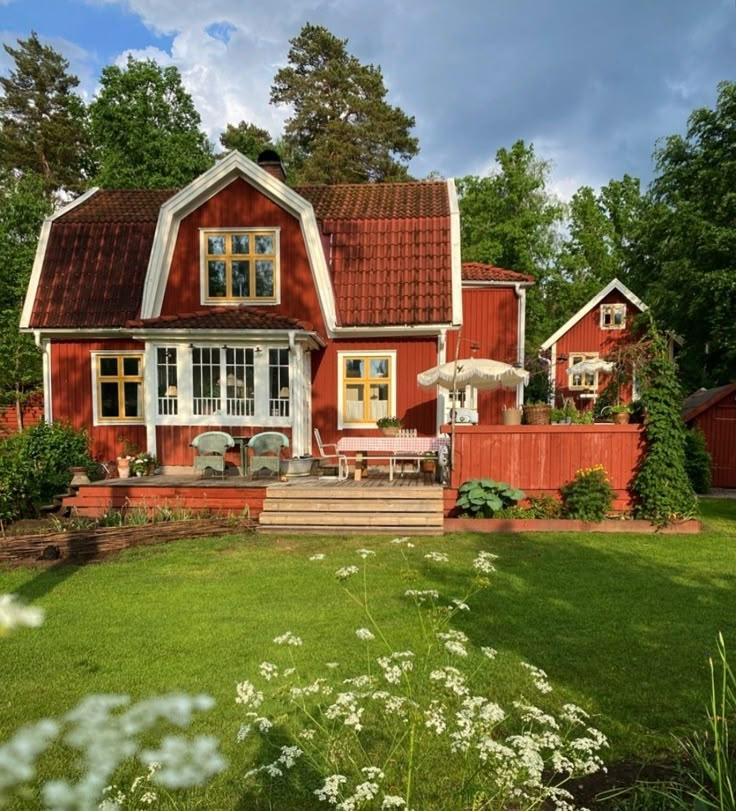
left=314, top=773, right=348, bottom=803
left=404, top=588, right=439, bottom=602
left=259, top=661, right=279, bottom=681
left=0, top=594, right=44, bottom=634
left=521, top=662, right=553, bottom=694
left=390, top=537, right=411, bottom=545
left=355, top=627, right=375, bottom=641
left=141, top=735, right=225, bottom=789
left=335, top=565, right=360, bottom=581
left=481, top=646, right=498, bottom=660
left=235, top=680, right=263, bottom=709
left=473, top=551, right=498, bottom=574
left=382, top=795, right=406, bottom=808
left=325, top=692, right=364, bottom=731
left=273, top=631, right=303, bottom=646
left=356, top=548, right=375, bottom=558
left=309, top=553, right=326, bottom=561
left=451, top=598, right=470, bottom=611
left=425, top=551, right=449, bottom=562
left=438, top=629, right=469, bottom=657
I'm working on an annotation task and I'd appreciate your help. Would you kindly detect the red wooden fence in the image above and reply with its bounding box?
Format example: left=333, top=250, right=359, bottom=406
left=0, top=394, right=44, bottom=434
left=445, top=424, right=644, bottom=513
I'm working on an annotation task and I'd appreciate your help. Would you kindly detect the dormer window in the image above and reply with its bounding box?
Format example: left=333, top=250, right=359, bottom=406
left=600, top=303, right=626, bottom=330
left=202, top=229, right=279, bottom=304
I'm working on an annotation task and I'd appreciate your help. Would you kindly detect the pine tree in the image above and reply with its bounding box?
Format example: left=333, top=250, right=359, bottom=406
left=90, top=57, right=214, bottom=188
left=219, top=121, right=274, bottom=161
left=271, top=23, right=419, bottom=184
left=0, top=32, right=91, bottom=195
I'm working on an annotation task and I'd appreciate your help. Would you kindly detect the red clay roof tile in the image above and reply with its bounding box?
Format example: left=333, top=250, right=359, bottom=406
left=126, top=307, right=314, bottom=332
left=30, top=181, right=454, bottom=329
left=461, top=262, right=534, bottom=284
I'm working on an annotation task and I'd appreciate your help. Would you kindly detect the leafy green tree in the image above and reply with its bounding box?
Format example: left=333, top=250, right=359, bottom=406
left=549, top=175, right=648, bottom=328
left=90, top=57, right=214, bottom=188
left=219, top=121, right=274, bottom=161
left=271, top=23, right=419, bottom=184
left=642, top=81, right=736, bottom=389
left=0, top=32, right=91, bottom=195
left=456, top=140, right=565, bottom=349
left=0, top=172, right=51, bottom=426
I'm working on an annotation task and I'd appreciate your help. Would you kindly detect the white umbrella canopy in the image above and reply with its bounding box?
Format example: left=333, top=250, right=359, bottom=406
left=566, top=358, right=614, bottom=376
left=417, top=358, right=529, bottom=390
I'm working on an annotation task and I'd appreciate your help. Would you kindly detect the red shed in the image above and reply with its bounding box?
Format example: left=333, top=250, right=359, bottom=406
left=683, top=383, right=736, bottom=488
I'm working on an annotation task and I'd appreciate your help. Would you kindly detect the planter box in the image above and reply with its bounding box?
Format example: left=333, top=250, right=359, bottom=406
left=444, top=517, right=702, bottom=534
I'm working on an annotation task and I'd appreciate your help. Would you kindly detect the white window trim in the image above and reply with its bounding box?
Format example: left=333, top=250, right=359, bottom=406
left=444, top=385, right=477, bottom=423
left=568, top=351, right=599, bottom=391
left=199, top=227, right=281, bottom=306
left=90, top=350, right=146, bottom=427
left=152, top=341, right=292, bottom=428
left=600, top=303, right=627, bottom=330
left=337, top=349, right=397, bottom=431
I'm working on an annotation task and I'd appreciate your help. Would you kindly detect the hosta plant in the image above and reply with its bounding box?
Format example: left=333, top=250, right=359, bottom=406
left=456, top=478, right=525, bottom=518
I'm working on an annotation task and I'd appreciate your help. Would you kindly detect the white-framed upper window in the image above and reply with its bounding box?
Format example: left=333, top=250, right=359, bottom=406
left=337, top=350, right=397, bottom=429
left=91, top=351, right=144, bottom=425
left=568, top=352, right=599, bottom=390
left=201, top=228, right=280, bottom=305
left=600, top=303, right=626, bottom=330
left=444, top=386, right=477, bottom=423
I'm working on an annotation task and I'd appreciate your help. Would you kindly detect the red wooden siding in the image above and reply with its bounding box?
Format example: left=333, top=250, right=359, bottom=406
left=50, top=340, right=147, bottom=461
left=447, top=424, right=644, bottom=510
left=311, top=338, right=439, bottom=446
left=554, top=290, right=641, bottom=407
left=450, top=287, right=519, bottom=422
left=161, top=178, right=326, bottom=335
left=691, top=398, right=736, bottom=488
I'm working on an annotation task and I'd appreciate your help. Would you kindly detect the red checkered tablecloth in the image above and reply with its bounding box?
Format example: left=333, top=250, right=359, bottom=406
left=336, top=437, right=449, bottom=453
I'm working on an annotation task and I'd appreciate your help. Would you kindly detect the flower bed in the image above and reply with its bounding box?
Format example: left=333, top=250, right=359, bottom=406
left=444, top=517, right=701, bottom=534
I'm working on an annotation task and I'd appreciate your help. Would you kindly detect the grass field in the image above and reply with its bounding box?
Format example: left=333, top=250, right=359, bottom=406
left=1, top=498, right=734, bottom=808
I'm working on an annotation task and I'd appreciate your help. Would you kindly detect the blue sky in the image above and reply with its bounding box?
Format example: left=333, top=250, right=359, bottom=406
left=1, top=0, right=734, bottom=197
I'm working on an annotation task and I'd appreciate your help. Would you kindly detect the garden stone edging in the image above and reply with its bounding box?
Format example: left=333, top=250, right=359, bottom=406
left=444, top=517, right=701, bottom=534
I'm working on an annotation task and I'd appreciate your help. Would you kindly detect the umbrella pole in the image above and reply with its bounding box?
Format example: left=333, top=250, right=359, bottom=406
left=450, top=327, right=462, bottom=474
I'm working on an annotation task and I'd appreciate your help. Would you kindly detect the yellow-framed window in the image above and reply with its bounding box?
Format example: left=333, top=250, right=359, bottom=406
left=204, top=230, right=277, bottom=303
left=97, top=354, right=144, bottom=422
left=568, top=353, right=598, bottom=390
left=342, top=355, right=393, bottom=424
left=600, top=303, right=626, bottom=329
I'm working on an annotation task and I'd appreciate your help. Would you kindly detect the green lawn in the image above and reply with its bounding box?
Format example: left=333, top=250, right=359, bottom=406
left=1, top=499, right=735, bottom=808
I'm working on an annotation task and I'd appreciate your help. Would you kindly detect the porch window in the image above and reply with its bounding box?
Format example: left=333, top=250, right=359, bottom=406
left=202, top=230, right=278, bottom=304
left=157, top=347, right=178, bottom=415
left=95, top=353, right=144, bottom=423
left=226, top=348, right=255, bottom=416
left=339, top=352, right=396, bottom=427
left=600, top=303, right=626, bottom=330
left=269, top=348, right=290, bottom=417
left=569, top=353, right=598, bottom=390
left=192, top=347, right=222, bottom=415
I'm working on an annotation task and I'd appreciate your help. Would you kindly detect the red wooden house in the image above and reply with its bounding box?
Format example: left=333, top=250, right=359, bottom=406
left=683, top=383, right=736, bottom=488
left=540, top=278, right=647, bottom=409
left=21, top=151, right=531, bottom=471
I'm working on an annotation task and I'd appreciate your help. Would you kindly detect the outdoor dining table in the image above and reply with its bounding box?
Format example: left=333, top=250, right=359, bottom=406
left=336, top=435, right=450, bottom=481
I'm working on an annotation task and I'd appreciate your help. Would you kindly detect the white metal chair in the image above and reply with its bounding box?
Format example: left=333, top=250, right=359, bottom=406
left=313, top=429, right=348, bottom=480
left=191, top=431, right=235, bottom=478
left=393, top=428, right=420, bottom=477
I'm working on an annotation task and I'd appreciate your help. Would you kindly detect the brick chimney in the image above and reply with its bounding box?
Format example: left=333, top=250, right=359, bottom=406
left=257, top=149, right=287, bottom=182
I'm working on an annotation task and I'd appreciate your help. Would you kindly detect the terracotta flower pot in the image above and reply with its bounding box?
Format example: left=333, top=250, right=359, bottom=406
left=613, top=412, right=630, bottom=425
left=381, top=426, right=400, bottom=437
left=116, top=457, right=131, bottom=479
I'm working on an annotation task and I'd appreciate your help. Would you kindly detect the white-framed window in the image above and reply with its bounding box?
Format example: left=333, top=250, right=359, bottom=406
left=269, top=348, right=290, bottom=417
left=92, top=352, right=144, bottom=425
left=600, top=303, right=626, bottom=330
left=444, top=386, right=477, bottom=423
left=337, top=350, right=397, bottom=429
left=226, top=347, right=255, bottom=417
left=192, top=346, right=222, bottom=415
left=157, top=347, right=178, bottom=416
left=568, top=352, right=599, bottom=390
left=201, top=229, right=280, bottom=304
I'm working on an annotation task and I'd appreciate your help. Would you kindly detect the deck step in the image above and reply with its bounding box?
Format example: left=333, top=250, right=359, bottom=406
left=263, top=498, right=437, bottom=513
left=259, top=512, right=443, bottom=527
left=265, top=486, right=442, bottom=500
left=256, top=525, right=444, bottom=536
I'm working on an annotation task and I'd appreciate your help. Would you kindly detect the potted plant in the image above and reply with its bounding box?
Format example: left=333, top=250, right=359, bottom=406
left=376, top=416, right=402, bottom=436
left=550, top=407, right=565, bottom=424
left=117, top=435, right=139, bottom=479
left=611, top=404, right=632, bottom=425
left=502, top=405, right=522, bottom=425
left=420, top=452, right=437, bottom=475
left=132, top=451, right=159, bottom=476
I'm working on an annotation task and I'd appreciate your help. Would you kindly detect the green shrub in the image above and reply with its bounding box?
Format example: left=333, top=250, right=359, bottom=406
left=456, top=478, right=525, bottom=518
left=0, top=421, right=94, bottom=522
left=527, top=494, right=563, bottom=518
left=560, top=465, right=615, bottom=522
left=684, top=428, right=711, bottom=494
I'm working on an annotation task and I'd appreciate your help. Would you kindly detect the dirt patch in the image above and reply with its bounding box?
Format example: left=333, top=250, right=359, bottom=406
left=569, top=760, right=681, bottom=808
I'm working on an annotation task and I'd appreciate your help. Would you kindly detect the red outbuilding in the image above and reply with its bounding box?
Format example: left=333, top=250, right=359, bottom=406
left=683, top=383, right=736, bottom=488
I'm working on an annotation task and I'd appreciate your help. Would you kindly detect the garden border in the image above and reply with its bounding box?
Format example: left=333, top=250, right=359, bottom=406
left=444, top=517, right=701, bottom=534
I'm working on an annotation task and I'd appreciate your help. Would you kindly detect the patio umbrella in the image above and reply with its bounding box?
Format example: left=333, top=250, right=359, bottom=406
left=566, top=358, right=614, bottom=376
left=417, top=358, right=530, bottom=391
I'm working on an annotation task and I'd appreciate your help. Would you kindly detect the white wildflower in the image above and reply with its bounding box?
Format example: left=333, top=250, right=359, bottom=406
left=273, top=631, right=303, bottom=646
left=473, top=550, right=498, bottom=574
left=521, top=662, right=553, bottom=694
left=142, top=735, right=225, bottom=789
left=335, top=565, right=359, bottom=580
left=362, top=766, right=385, bottom=780
left=254, top=717, right=272, bottom=733
left=235, top=680, right=263, bottom=709
left=344, top=674, right=373, bottom=689
left=430, top=666, right=469, bottom=697
left=438, top=629, right=469, bottom=657
left=560, top=703, right=590, bottom=724
left=481, top=646, right=498, bottom=660
left=259, top=661, right=279, bottom=681
left=315, top=773, right=348, bottom=803
left=326, top=661, right=340, bottom=669
left=278, top=745, right=302, bottom=768
left=404, top=588, right=439, bottom=602
left=513, top=702, right=559, bottom=729
left=390, top=536, right=411, bottom=544
left=0, top=594, right=44, bottom=633
left=299, top=728, right=316, bottom=741
left=325, top=692, right=364, bottom=731
left=265, top=763, right=283, bottom=777
left=356, top=548, right=376, bottom=558
left=451, top=598, right=470, bottom=611
left=382, top=795, right=406, bottom=808
left=236, top=724, right=251, bottom=742
left=425, top=551, right=449, bottom=562
left=377, top=652, right=414, bottom=685
left=283, top=667, right=296, bottom=677
left=139, top=790, right=157, bottom=804
left=424, top=701, right=447, bottom=735
left=355, top=627, right=375, bottom=641
left=309, top=553, right=326, bottom=561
